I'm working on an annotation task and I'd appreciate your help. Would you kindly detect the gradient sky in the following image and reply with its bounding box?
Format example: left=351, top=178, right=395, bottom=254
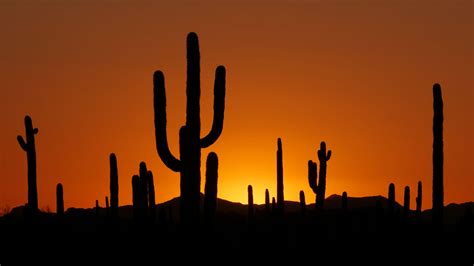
left=0, top=0, right=472, bottom=213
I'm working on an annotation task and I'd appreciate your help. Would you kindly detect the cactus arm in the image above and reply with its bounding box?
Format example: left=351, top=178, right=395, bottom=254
left=201, top=66, right=226, bottom=148
left=153, top=71, right=181, bottom=172
left=33, top=128, right=38, bottom=134
left=308, top=160, right=318, bottom=194
left=327, top=150, right=332, bottom=160
left=17, top=136, right=28, bottom=151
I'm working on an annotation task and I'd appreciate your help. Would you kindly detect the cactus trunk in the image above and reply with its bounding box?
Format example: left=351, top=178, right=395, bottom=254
left=148, top=171, right=156, bottom=222
left=265, top=189, right=270, bottom=213
left=299, top=190, right=306, bottom=215
left=404, top=186, right=410, bottom=216
left=248, top=185, right=254, bottom=222
left=276, top=138, right=284, bottom=214
left=342, top=191, right=348, bottom=212
left=416, top=181, right=422, bottom=218
left=432, top=83, right=444, bottom=226
left=388, top=183, right=395, bottom=216
left=109, top=153, right=119, bottom=219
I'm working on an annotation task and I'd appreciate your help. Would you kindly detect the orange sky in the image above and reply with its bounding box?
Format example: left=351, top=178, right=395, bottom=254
left=0, top=0, right=472, bottom=213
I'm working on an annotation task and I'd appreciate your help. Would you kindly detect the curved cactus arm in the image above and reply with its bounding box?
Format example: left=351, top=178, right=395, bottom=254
left=201, top=65, right=226, bottom=148
left=327, top=150, right=332, bottom=160
left=17, top=136, right=27, bottom=151
left=153, top=71, right=181, bottom=172
left=33, top=128, right=38, bottom=134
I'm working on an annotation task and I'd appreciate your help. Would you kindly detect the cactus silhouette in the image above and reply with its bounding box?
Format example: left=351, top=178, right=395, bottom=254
left=56, top=183, right=64, bottom=216
left=132, top=175, right=140, bottom=221
left=148, top=170, right=156, bottom=222
left=109, top=153, right=119, bottom=219
left=248, top=185, right=254, bottom=222
left=432, top=83, right=444, bottom=227
left=139, top=162, right=148, bottom=214
left=388, top=183, right=395, bottom=216
left=299, top=190, right=306, bottom=215
left=308, top=142, right=332, bottom=210
left=316, top=142, right=331, bottom=209
left=416, top=181, right=422, bottom=218
left=271, top=197, right=276, bottom=214
left=105, top=196, right=110, bottom=217
left=204, top=152, right=218, bottom=225
left=153, top=32, right=226, bottom=224
left=342, top=191, right=348, bottom=212
left=17, top=115, right=39, bottom=214
left=265, top=189, right=270, bottom=213
left=403, top=186, right=410, bottom=216
left=95, top=200, right=99, bottom=217
left=276, top=138, right=284, bottom=214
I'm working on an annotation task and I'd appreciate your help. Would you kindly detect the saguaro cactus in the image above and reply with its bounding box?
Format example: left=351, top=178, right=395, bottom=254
left=139, top=162, right=148, bottom=213
left=56, top=183, right=64, bottom=216
left=432, top=83, right=444, bottom=226
left=388, top=183, right=395, bottom=216
left=265, top=189, right=270, bottom=213
left=204, top=152, right=218, bottom=224
left=308, top=142, right=332, bottom=210
left=154, top=32, right=226, bottom=224
left=317, top=142, right=331, bottom=209
left=404, top=186, right=410, bottom=216
left=148, top=171, right=156, bottom=222
left=342, top=191, right=348, bottom=212
left=248, top=185, right=254, bottom=221
left=299, top=190, right=306, bottom=215
left=109, top=153, right=119, bottom=219
left=276, top=138, right=284, bottom=214
left=17, top=115, right=39, bottom=213
left=416, top=181, right=422, bottom=218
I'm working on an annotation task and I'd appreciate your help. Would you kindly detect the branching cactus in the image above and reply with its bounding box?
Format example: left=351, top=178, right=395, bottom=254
left=308, top=141, right=332, bottom=210
left=153, top=32, right=226, bottom=224
left=17, top=115, right=39, bottom=214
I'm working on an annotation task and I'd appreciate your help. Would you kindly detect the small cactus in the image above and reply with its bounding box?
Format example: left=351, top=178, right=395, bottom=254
left=404, top=186, right=410, bottom=216
left=95, top=200, right=100, bottom=217
left=248, top=185, right=254, bottom=222
left=416, top=181, right=422, bottom=218
left=265, top=189, right=270, bottom=213
left=56, top=183, right=64, bottom=217
left=299, top=190, right=306, bottom=215
left=342, top=191, right=348, bottom=212
left=204, top=152, right=218, bottom=225
left=132, top=175, right=140, bottom=221
left=105, top=196, right=110, bottom=217
left=148, top=171, right=156, bottom=222
left=388, top=183, right=395, bottom=216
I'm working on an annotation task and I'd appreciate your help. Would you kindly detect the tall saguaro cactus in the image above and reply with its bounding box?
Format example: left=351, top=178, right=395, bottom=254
left=276, top=138, right=284, bottom=214
left=17, top=115, right=39, bottom=213
left=154, top=32, right=226, bottom=224
left=56, top=183, right=64, bottom=216
left=432, top=83, right=444, bottom=226
left=416, top=181, right=422, bottom=218
left=204, top=152, right=218, bottom=224
left=109, top=153, right=119, bottom=219
left=308, top=141, right=332, bottom=210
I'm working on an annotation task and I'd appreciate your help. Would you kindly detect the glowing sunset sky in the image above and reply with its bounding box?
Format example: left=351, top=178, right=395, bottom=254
left=0, top=0, right=472, bottom=212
